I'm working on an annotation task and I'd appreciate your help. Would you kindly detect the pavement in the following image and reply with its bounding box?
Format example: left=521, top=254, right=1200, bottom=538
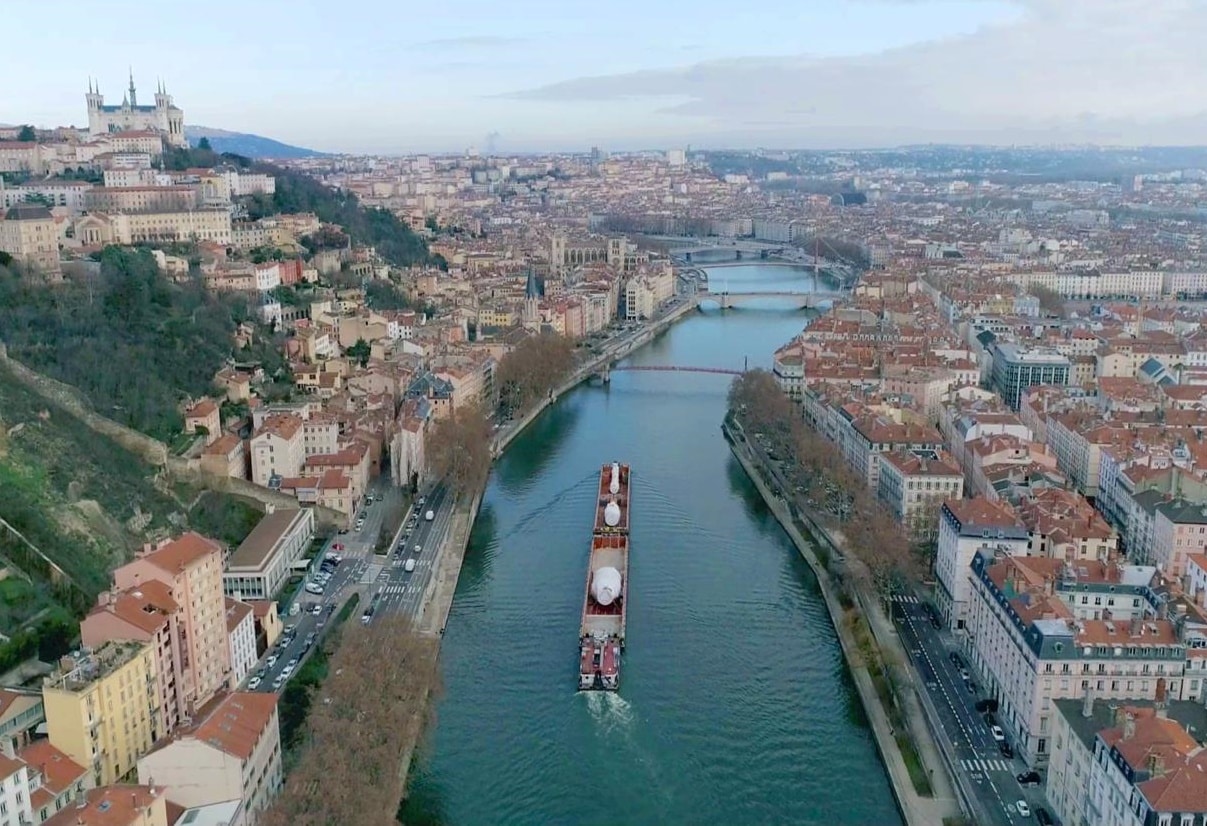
left=245, top=479, right=457, bottom=693
left=893, top=596, right=1052, bottom=826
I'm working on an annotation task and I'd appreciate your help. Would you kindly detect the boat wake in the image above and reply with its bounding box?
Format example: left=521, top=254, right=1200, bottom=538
left=583, top=690, right=635, bottom=736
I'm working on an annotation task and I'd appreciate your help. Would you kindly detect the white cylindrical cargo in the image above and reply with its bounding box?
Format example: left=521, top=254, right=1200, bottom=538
left=609, top=462, right=621, bottom=495
left=592, top=566, right=622, bottom=605
left=604, top=501, right=621, bottom=527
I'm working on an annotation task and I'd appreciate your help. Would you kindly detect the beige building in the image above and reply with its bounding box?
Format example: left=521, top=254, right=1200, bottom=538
left=80, top=580, right=182, bottom=737
left=249, top=414, right=304, bottom=487
left=42, top=785, right=169, bottom=826
left=137, top=692, right=281, bottom=823
left=43, top=641, right=159, bottom=787
left=226, top=599, right=257, bottom=688
left=84, top=186, right=198, bottom=214
left=0, top=205, right=60, bottom=276
left=222, top=508, right=315, bottom=602
left=75, top=208, right=232, bottom=246
left=113, top=534, right=231, bottom=715
left=200, top=434, right=246, bottom=479
left=183, top=399, right=221, bottom=446
left=877, top=449, right=964, bottom=539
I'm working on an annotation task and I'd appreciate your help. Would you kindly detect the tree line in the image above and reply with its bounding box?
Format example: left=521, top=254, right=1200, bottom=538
left=261, top=615, right=440, bottom=826
left=493, top=332, right=578, bottom=416
left=728, top=370, right=926, bottom=603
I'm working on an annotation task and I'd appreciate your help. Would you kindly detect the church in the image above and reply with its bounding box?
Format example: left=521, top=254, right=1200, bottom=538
left=86, top=71, right=186, bottom=147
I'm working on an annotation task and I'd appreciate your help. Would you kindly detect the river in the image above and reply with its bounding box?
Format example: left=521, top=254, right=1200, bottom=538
left=402, top=258, right=902, bottom=826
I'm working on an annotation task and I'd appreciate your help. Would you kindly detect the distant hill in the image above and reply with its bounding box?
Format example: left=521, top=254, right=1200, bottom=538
left=185, top=126, right=330, bottom=159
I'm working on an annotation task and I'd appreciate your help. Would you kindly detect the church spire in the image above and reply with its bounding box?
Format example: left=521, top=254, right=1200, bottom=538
left=127, top=67, right=137, bottom=107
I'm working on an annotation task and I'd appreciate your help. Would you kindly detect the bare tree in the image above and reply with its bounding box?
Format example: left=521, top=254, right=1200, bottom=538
left=424, top=404, right=493, bottom=497
left=495, top=331, right=577, bottom=415
left=1028, top=284, right=1067, bottom=317
left=262, top=615, right=441, bottom=826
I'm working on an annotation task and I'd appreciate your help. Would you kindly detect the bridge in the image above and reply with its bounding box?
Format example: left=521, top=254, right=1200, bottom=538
left=597, top=362, right=747, bottom=382
left=699, top=290, right=846, bottom=310
left=669, top=241, right=788, bottom=261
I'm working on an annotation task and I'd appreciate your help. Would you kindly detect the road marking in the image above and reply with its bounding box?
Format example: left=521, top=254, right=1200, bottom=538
left=962, top=758, right=1011, bottom=773
left=891, top=594, right=919, bottom=603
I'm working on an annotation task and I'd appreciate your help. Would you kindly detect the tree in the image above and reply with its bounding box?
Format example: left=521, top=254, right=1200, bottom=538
left=197, top=136, right=212, bottom=151
left=424, top=405, right=493, bottom=497
left=1029, top=284, right=1067, bottom=317
left=16, top=125, right=35, bottom=142
left=494, top=332, right=578, bottom=415
left=364, top=280, right=412, bottom=311
left=345, top=338, right=371, bottom=368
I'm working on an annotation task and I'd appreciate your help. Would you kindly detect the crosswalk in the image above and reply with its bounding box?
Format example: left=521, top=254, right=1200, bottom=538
left=961, top=758, right=1012, bottom=774
left=891, top=594, right=920, bottom=604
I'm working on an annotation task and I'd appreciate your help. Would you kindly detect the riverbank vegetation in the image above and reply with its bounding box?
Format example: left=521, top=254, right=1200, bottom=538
left=493, top=332, right=578, bottom=417
left=262, top=615, right=440, bottom=826
left=727, top=369, right=924, bottom=603
left=425, top=406, right=494, bottom=498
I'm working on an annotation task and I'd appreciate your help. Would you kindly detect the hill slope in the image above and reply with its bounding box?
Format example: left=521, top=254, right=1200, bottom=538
left=186, top=126, right=330, bottom=159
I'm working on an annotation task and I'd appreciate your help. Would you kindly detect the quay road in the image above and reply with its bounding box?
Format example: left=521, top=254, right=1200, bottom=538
left=893, top=598, right=1051, bottom=826
left=246, top=480, right=457, bottom=693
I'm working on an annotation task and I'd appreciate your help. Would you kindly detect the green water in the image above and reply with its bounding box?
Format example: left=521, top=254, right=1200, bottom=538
left=403, top=261, right=902, bottom=826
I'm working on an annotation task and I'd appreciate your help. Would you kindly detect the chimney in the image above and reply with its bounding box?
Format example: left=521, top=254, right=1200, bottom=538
left=1082, top=686, right=1095, bottom=718
left=1147, top=753, right=1166, bottom=779
left=1112, top=704, right=1124, bottom=729
left=1123, top=712, right=1136, bottom=741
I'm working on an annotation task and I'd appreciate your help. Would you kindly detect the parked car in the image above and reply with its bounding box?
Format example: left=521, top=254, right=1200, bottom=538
left=966, top=680, right=977, bottom=694
left=1016, top=801, right=1031, bottom=818
left=1017, top=771, right=1041, bottom=787
left=273, top=674, right=286, bottom=689
left=305, top=583, right=324, bottom=595
left=287, top=657, right=299, bottom=669
left=949, top=652, right=963, bottom=668
left=414, top=545, right=422, bottom=555
left=310, top=604, right=323, bottom=615
left=975, top=699, right=999, bottom=713
left=247, top=676, right=261, bottom=690
left=1035, top=807, right=1053, bottom=825
left=266, top=655, right=278, bottom=668
left=1000, top=742, right=1014, bottom=758
left=990, top=725, right=1006, bottom=742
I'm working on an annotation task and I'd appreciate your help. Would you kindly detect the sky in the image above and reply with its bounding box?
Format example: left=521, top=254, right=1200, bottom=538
left=4, top=0, right=1205, bottom=154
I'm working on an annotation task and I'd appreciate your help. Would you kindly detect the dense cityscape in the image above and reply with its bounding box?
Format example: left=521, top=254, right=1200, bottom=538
left=2, top=63, right=1207, bottom=826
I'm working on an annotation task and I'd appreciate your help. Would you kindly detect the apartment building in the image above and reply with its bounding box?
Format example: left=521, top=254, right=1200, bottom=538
left=222, top=508, right=315, bottom=601
left=19, top=740, right=88, bottom=825
left=80, top=581, right=181, bottom=737
left=0, top=205, right=60, bottom=277
left=1127, top=493, right=1207, bottom=575
left=74, top=208, right=232, bottom=246
left=965, top=552, right=1185, bottom=766
left=200, top=434, right=246, bottom=479
left=248, top=414, right=305, bottom=487
left=112, top=533, right=230, bottom=715
left=137, top=693, right=281, bottom=824
left=302, top=441, right=370, bottom=504
left=876, top=449, right=964, bottom=538
left=836, top=409, right=945, bottom=491
left=301, top=415, right=340, bottom=457
left=0, top=754, right=33, bottom=826
left=42, top=785, right=168, bottom=826
left=934, top=497, right=1030, bottom=631
left=43, top=641, right=159, bottom=787
left=226, top=599, right=257, bottom=688
left=183, top=400, right=221, bottom=446
left=83, top=186, right=198, bottom=213
left=1047, top=698, right=1207, bottom=826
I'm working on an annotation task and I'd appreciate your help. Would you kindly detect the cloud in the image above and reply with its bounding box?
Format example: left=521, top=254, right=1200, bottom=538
left=412, top=35, right=528, bottom=50
left=502, top=0, right=1207, bottom=145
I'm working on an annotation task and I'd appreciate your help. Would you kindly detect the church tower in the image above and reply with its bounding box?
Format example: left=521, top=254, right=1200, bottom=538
left=523, top=269, right=541, bottom=325
left=126, top=68, right=138, bottom=108
left=85, top=79, right=103, bottom=134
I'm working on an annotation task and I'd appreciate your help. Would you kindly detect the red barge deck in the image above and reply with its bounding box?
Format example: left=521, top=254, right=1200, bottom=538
left=579, top=462, right=630, bottom=691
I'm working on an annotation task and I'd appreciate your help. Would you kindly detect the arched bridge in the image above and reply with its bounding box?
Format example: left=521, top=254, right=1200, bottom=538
left=699, top=290, right=846, bottom=310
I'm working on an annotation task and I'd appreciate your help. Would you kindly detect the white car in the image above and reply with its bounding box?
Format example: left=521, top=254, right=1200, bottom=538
left=991, top=725, right=1006, bottom=742
left=1016, top=801, right=1031, bottom=817
left=247, top=676, right=261, bottom=690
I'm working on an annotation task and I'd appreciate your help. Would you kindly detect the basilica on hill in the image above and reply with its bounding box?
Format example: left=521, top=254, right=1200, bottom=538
left=85, top=70, right=186, bottom=147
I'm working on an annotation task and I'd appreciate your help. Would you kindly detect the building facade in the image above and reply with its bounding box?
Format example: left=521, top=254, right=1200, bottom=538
left=222, top=509, right=315, bottom=602
left=86, top=74, right=185, bottom=148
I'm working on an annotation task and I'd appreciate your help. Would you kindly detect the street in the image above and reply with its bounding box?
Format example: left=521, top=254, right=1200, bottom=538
left=893, top=596, right=1049, bottom=826
left=246, top=478, right=458, bottom=693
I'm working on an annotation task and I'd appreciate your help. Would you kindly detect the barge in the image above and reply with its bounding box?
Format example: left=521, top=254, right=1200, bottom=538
left=578, top=462, right=630, bottom=691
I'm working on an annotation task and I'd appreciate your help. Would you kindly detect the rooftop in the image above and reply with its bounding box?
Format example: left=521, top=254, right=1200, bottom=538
left=226, top=508, right=309, bottom=572
left=42, top=785, right=164, bottom=826
left=44, top=641, right=149, bottom=693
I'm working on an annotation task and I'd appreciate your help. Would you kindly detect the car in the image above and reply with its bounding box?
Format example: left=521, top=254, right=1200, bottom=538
left=1000, top=742, right=1014, bottom=758
left=281, top=666, right=295, bottom=679
left=990, top=725, right=1006, bottom=742
left=1016, top=801, right=1031, bottom=818
left=1035, top=807, right=1053, bottom=825
left=266, top=655, right=278, bottom=668
left=417, top=496, right=426, bottom=506
left=247, top=676, right=261, bottom=690
left=1017, top=771, right=1041, bottom=787
left=958, top=667, right=970, bottom=681
left=331, top=545, right=344, bottom=553
left=273, top=674, right=285, bottom=689
left=305, top=583, right=324, bottom=595
left=310, top=604, right=323, bottom=615
left=305, top=632, right=317, bottom=646
left=948, top=652, right=963, bottom=668
left=287, top=657, right=299, bottom=669
left=414, top=545, right=422, bottom=555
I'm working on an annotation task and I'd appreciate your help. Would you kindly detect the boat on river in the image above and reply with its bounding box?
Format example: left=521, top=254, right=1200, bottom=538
left=578, top=462, right=629, bottom=691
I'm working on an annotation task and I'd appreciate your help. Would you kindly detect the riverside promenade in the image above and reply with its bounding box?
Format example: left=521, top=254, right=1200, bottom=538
left=724, top=416, right=961, bottom=826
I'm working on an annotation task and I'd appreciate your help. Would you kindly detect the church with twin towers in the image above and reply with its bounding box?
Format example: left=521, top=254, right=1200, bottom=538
left=85, top=70, right=187, bottom=147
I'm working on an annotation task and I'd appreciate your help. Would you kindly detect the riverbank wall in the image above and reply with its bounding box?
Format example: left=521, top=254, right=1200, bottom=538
left=722, top=417, right=961, bottom=826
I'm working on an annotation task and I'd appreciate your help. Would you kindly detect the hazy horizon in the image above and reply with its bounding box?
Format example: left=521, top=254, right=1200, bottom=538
left=6, top=0, right=1205, bottom=154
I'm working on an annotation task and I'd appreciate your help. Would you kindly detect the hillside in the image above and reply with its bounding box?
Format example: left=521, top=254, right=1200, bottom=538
left=185, top=126, right=330, bottom=159
left=0, top=247, right=286, bottom=440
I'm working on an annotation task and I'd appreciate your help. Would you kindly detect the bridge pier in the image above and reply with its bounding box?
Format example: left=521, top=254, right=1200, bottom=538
left=601, top=365, right=610, bottom=383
